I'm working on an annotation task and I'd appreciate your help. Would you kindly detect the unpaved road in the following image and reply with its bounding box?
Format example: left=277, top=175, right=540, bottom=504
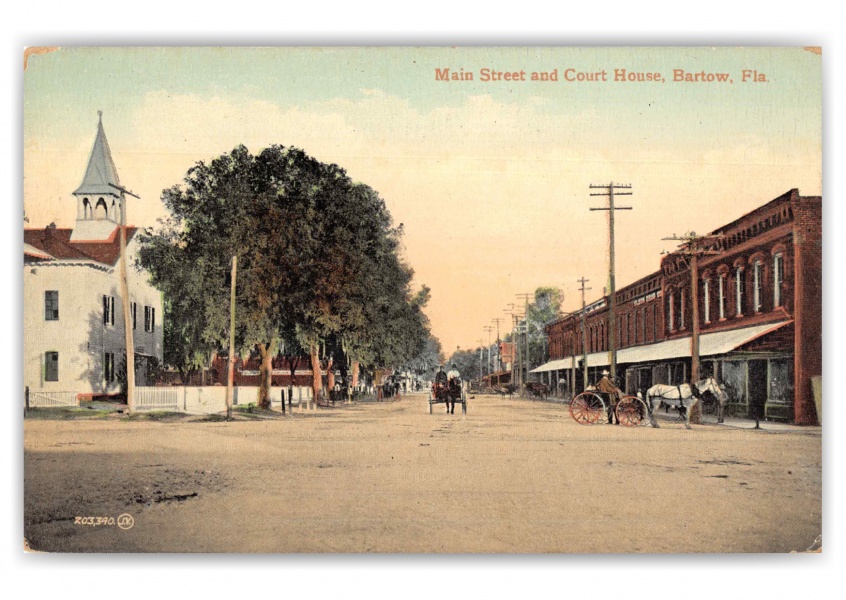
left=24, top=393, right=821, bottom=553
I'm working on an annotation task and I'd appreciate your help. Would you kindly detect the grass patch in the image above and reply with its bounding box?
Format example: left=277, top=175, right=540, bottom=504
left=25, top=407, right=116, bottom=420
left=123, top=411, right=190, bottom=422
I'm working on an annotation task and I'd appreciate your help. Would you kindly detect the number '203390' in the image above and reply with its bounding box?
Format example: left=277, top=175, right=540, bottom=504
left=74, top=516, right=115, bottom=526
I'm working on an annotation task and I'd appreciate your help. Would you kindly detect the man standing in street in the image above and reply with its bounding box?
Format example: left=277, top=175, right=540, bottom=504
left=597, top=369, right=621, bottom=425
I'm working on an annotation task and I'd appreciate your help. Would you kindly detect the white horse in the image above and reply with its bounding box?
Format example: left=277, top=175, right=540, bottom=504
left=645, top=377, right=727, bottom=429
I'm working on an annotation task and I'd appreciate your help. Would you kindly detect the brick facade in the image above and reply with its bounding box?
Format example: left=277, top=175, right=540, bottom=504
left=544, top=189, right=821, bottom=424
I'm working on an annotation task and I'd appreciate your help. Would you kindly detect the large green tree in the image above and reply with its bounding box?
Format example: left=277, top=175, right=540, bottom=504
left=138, top=144, right=432, bottom=409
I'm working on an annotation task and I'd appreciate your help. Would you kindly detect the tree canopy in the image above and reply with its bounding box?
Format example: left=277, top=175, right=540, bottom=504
left=138, top=144, right=433, bottom=407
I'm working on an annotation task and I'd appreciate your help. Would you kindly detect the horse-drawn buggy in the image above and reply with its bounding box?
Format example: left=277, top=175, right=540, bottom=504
left=569, top=389, right=649, bottom=426
left=524, top=381, right=550, bottom=399
left=568, top=377, right=726, bottom=428
left=428, top=372, right=467, bottom=414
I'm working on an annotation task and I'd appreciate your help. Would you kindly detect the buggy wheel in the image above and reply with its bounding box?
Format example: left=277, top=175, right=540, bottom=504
left=616, top=395, right=648, bottom=427
left=428, top=392, right=433, bottom=414
left=570, top=392, right=606, bottom=425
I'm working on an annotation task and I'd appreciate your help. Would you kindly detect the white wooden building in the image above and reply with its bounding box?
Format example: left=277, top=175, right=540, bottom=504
left=24, top=116, right=163, bottom=397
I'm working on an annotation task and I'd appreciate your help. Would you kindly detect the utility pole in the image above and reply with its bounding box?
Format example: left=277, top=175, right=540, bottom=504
left=108, top=180, right=139, bottom=414
left=225, top=255, right=238, bottom=420
left=491, top=317, right=505, bottom=385
left=578, top=277, right=591, bottom=390
left=483, top=326, right=494, bottom=386
left=516, top=292, right=532, bottom=385
left=590, top=183, right=633, bottom=382
left=503, top=305, right=520, bottom=388
left=662, top=231, right=722, bottom=424
left=477, top=338, right=485, bottom=386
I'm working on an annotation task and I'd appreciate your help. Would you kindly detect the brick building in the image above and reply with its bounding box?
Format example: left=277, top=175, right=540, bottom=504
left=535, top=189, right=821, bottom=424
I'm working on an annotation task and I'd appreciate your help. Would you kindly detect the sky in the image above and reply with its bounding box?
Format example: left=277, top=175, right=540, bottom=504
left=23, top=47, right=821, bottom=354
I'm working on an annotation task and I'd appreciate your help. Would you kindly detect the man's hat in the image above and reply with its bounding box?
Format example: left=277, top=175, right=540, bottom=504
left=451, top=363, right=457, bottom=367
left=601, top=370, right=610, bottom=376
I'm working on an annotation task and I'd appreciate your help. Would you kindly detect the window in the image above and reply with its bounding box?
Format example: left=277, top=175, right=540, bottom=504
left=703, top=279, right=710, bottom=324
left=718, top=273, right=726, bottom=319
left=667, top=290, right=674, bottom=331
left=735, top=267, right=745, bottom=316
left=634, top=311, right=639, bottom=344
left=45, top=290, right=59, bottom=321
left=753, top=260, right=763, bottom=313
left=131, top=302, right=137, bottom=330
left=103, top=295, right=115, bottom=326
left=144, top=306, right=156, bottom=332
left=45, top=351, right=59, bottom=382
left=104, top=352, right=115, bottom=383
left=679, top=289, right=685, bottom=329
left=773, top=253, right=784, bottom=307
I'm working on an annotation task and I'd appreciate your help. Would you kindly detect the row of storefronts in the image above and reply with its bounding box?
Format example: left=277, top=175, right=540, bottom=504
left=531, top=189, right=821, bottom=424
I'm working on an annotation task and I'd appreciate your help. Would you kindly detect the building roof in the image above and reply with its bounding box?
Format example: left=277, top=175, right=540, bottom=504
left=23, top=243, right=54, bottom=260
left=23, top=225, right=137, bottom=266
left=72, top=114, right=122, bottom=198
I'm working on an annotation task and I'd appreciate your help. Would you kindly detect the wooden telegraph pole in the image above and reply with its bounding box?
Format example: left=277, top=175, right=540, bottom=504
left=491, top=317, right=504, bottom=385
left=483, top=326, right=494, bottom=385
left=589, top=183, right=633, bottom=382
left=577, top=277, right=591, bottom=390
left=516, top=292, right=532, bottom=385
left=662, top=232, right=722, bottom=423
left=108, top=181, right=139, bottom=413
left=225, top=255, right=238, bottom=420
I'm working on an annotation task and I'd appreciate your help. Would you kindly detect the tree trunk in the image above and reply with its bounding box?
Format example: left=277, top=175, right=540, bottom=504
left=287, top=355, right=299, bottom=412
left=257, top=342, right=275, bottom=410
left=327, top=358, right=335, bottom=400
left=351, top=359, right=360, bottom=389
left=310, top=344, right=322, bottom=409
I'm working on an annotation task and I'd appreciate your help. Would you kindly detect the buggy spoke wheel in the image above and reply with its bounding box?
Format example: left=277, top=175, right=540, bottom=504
left=570, top=392, right=605, bottom=425
left=616, top=396, right=650, bottom=427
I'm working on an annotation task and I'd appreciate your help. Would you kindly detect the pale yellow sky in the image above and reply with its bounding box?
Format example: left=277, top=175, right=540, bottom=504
left=24, top=47, right=821, bottom=354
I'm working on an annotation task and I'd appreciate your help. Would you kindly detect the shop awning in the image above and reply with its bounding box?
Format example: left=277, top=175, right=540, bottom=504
left=529, top=358, right=573, bottom=373
left=569, top=321, right=791, bottom=368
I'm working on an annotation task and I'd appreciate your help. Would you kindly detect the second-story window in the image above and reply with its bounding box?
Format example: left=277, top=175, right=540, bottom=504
left=144, top=306, right=156, bottom=332
left=753, top=260, right=763, bottom=313
left=703, top=279, right=710, bottom=324
left=45, top=290, right=59, bottom=321
left=132, top=302, right=137, bottom=330
left=773, top=253, right=784, bottom=307
left=735, top=267, right=745, bottom=316
left=667, top=290, right=674, bottom=331
left=718, top=273, right=726, bottom=319
left=103, top=295, right=115, bottom=326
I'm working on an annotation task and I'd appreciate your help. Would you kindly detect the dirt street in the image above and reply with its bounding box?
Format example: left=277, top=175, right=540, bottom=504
left=24, top=393, right=821, bottom=553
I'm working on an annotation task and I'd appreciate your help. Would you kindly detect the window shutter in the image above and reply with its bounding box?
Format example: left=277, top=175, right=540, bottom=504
left=103, top=295, right=109, bottom=325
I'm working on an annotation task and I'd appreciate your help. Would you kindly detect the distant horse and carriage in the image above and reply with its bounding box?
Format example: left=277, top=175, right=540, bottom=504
left=569, top=377, right=727, bottom=429
left=428, top=371, right=467, bottom=414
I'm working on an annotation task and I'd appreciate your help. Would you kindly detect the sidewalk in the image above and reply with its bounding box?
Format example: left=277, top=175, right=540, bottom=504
left=698, top=414, right=821, bottom=433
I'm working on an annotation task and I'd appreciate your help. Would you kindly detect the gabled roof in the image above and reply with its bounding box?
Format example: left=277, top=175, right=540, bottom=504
left=23, top=226, right=138, bottom=266
left=72, top=114, right=121, bottom=198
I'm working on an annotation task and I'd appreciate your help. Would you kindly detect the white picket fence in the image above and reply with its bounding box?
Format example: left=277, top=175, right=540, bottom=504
left=28, top=391, right=80, bottom=408
left=134, top=386, right=313, bottom=414
left=135, top=387, right=180, bottom=411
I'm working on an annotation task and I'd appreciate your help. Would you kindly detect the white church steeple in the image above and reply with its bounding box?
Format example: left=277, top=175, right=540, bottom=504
left=71, top=112, right=125, bottom=241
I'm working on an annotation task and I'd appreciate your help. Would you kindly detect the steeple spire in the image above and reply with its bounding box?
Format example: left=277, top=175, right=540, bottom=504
left=71, top=113, right=127, bottom=241
left=73, top=111, right=121, bottom=197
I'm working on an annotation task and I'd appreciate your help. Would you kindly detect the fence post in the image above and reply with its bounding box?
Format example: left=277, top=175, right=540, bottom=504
left=25, top=386, right=30, bottom=418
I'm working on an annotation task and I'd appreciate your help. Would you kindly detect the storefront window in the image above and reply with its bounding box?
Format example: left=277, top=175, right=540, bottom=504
left=722, top=360, right=747, bottom=406
left=768, top=359, right=793, bottom=405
